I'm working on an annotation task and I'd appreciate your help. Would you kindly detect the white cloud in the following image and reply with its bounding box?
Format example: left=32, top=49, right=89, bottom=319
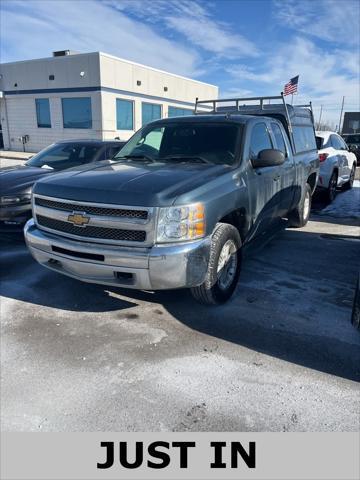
left=106, top=0, right=259, bottom=58
left=1, top=0, right=358, bottom=127
left=225, top=37, right=359, bottom=125
left=164, top=15, right=258, bottom=59
left=0, top=0, right=200, bottom=76
left=219, top=87, right=254, bottom=98
left=274, top=0, right=360, bottom=47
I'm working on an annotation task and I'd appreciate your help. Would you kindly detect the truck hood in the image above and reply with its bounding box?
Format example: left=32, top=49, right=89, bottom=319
left=0, top=165, right=52, bottom=195
left=33, top=161, right=231, bottom=206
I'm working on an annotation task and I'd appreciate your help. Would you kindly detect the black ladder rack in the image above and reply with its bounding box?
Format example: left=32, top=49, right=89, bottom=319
left=194, top=93, right=314, bottom=152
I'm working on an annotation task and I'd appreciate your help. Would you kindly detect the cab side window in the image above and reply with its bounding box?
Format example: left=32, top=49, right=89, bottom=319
left=249, top=123, right=273, bottom=159
left=271, top=123, right=287, bottom=156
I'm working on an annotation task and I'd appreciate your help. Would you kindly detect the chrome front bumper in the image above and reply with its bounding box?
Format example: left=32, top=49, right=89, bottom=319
left=24, top=219, right=211, bottom=290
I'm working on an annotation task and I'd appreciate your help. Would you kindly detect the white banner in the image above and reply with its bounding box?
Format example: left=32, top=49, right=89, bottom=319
left=1, top=432, right=359, bottom=480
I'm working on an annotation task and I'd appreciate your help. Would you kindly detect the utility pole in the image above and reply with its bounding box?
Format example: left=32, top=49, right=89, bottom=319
left=317, top=105, right=323, bottom=130
left=338, top=96, right=345, bottom=134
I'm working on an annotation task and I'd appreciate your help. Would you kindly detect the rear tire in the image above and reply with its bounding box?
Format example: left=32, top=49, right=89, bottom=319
left=191, top=223, right=242, bottom=305
left=326, top=170, right=338, bottom=203
left=287, top=183, right=312, bottom=228
left=343, top=164, right=356, bottom=190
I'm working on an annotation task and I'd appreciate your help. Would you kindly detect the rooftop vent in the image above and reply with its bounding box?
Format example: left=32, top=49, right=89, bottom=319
left=52, top=50, right=77, bottom=57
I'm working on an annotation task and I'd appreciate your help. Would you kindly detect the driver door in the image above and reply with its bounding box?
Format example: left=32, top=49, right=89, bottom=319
left=246, top=122, right=283, bottom=238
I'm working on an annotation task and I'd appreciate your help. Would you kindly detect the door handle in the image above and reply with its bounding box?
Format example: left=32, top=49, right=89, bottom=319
left=273, top=175, right=280, bottom=181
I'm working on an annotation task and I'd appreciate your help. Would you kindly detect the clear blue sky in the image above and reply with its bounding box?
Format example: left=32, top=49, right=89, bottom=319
left=1, top=0, right=359, bottom=125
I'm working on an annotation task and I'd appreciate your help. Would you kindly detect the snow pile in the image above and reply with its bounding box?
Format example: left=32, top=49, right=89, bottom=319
left=319, top=180, right=360, bottom=219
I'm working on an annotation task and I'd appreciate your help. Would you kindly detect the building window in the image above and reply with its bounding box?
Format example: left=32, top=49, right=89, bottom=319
left=142, top=103, right=161, bottom=126
left=168, top=106, right=193, bottom=118
left=35, top=98, right=51, bottom=128
left=62, top=97, right=92, bottom=129
left=116, top=99, right=134, bottom=130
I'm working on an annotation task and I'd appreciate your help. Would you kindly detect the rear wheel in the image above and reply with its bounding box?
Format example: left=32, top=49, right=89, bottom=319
left=287, top=183, right=312, bottom=228
left=326, top=170, right=338, bottom=203
left=343, top=164, right=356, bottom=190
left=191, top=223, right=242, bottom=305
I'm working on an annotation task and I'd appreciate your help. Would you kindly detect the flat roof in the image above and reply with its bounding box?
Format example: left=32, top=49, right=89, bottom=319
left=0, top=51, right=217, bottom=89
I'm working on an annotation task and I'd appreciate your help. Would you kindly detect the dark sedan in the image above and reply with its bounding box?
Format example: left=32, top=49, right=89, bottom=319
left=0, top=139, right=125, bottom=230
left=342, top=134, right=360, bottom=165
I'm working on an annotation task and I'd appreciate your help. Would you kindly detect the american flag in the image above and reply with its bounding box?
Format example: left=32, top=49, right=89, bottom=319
left=284, top=75, right=299, bottom=96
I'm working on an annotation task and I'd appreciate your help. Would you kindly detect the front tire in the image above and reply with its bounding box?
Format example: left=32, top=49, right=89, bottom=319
left=287, top=183, right=312, bottom=228
left=191, top=223, right=242, bottom=305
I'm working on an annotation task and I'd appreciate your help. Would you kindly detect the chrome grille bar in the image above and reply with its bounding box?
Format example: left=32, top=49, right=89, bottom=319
left=33, top=194, right=155, bottom=247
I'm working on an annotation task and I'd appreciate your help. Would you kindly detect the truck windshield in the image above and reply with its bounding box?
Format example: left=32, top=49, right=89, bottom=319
left=114, top=122, right=242, bottom=165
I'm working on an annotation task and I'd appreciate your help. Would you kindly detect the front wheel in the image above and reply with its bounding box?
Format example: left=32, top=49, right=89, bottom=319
left=191, top=223, right=242, bottom=305
left=287, top=183, right=312, bottom=228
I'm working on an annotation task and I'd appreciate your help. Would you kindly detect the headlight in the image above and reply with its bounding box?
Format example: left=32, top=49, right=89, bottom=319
left=156, top=203, right=205, bottom=243
left=0, top=194, right=32, bottom=206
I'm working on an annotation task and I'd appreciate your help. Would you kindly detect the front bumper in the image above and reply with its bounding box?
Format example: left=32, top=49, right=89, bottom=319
left=24, top=219, right=211, bottom=290
left=0, top=203, right=32, bottom=230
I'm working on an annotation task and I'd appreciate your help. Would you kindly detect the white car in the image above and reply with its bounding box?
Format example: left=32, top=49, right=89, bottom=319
left=315, top=131, right=357, bottom=202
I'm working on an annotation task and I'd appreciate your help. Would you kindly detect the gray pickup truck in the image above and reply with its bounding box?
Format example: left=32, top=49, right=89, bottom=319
left=24, top=95, right=319, bottom=304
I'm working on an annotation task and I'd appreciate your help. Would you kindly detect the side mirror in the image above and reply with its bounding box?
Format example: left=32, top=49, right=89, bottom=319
left=251, top=149, right=285, bottom=168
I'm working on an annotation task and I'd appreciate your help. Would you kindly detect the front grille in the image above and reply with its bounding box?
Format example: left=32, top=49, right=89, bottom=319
left=36, top=215, right=146, bottom=242
left=35, top=197, right=148, bottom=220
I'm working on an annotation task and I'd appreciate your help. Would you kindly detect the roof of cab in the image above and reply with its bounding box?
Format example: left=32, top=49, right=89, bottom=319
left=149, top=114, right=271, bottom=126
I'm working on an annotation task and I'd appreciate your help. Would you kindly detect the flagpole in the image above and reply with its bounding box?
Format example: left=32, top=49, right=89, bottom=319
left=291, top=94, right=294, bottom=105
left=338, top=96, right=345, bottom=134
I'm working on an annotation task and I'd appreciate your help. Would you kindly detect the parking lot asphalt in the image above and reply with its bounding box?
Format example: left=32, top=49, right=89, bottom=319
left=1, top=184, right=360, bottom=432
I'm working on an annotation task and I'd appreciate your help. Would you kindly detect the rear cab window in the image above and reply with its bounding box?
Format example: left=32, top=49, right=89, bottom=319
left=292, top=126, right=317, bottom=153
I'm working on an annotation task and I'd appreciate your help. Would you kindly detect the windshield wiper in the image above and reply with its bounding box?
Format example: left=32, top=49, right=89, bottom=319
left=115, top=154, right=156, bottom=163
left=161, top=155, right=211, bottom=164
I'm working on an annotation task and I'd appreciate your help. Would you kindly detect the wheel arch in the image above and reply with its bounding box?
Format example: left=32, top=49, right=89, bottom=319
left=219, top=208, right=249, bottom=242
left=307, top=172, right=317, bottom=193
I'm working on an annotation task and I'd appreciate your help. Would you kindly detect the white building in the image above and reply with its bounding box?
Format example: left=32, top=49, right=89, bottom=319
left=0, top=50, right=218, bottom=152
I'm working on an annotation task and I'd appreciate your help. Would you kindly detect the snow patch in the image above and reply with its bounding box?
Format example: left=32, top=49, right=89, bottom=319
left=319, top=180, right=360, bottom=219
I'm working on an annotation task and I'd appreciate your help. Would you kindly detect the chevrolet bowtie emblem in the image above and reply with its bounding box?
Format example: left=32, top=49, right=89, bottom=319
left=67, top=212, right=90, bottom=227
